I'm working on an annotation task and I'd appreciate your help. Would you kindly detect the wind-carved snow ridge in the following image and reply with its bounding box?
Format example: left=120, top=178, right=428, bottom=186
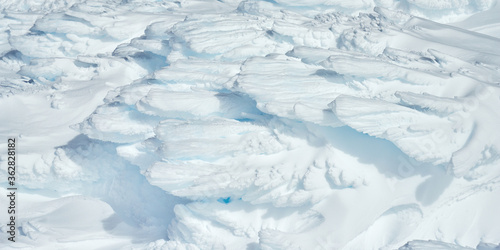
left=1, top=0, right=500, bottom=249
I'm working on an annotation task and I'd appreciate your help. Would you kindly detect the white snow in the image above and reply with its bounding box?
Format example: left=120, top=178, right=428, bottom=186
left=1, top=0, right=500, bottom=249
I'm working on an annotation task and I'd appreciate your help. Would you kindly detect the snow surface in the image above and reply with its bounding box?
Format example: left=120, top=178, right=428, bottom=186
left=1, top=0, right=500, bottom=249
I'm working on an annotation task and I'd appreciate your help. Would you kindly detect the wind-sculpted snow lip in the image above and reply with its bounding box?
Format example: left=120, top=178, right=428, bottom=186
left=1, top=0, right=500, bottom=249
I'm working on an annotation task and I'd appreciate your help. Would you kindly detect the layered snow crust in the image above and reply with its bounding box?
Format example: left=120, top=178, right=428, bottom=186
left=1, top=0, right=500, bottom=249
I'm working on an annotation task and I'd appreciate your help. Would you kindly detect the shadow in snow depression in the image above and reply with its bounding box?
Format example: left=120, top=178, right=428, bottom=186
left=416, top=168, right=453, bottom=206
left=319, top=125, right=453, bottom=206
left=59, top=134, right=187, bottom=242
left=318, top=126, right=410, bottom=177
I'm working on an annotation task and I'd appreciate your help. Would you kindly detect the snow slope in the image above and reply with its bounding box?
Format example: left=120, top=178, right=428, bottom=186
left=1, top=0, right=500, bottom=249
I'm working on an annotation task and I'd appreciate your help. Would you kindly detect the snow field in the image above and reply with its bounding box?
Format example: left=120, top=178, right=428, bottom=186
left=0, top=0, right=500, bottom=249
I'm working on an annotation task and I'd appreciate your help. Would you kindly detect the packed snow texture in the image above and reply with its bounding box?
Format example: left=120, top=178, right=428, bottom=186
left=1, top=0, right=500, bottom=249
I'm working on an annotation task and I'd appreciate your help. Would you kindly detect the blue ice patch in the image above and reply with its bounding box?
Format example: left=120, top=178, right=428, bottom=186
left=217, top=197, right=232, bottom=204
